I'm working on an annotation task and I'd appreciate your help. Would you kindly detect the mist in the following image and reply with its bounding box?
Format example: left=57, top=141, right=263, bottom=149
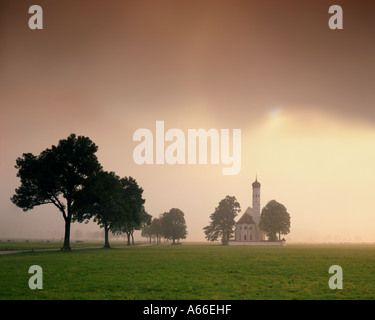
left=1, top=0, right=375, bottom=244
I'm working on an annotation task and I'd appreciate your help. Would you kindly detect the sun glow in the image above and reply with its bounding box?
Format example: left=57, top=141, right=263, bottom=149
left=240, top=108, right=375, bottom=241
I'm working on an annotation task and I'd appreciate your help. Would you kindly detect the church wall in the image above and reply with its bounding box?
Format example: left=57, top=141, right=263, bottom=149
left=235, top=223, right=256, bottom=241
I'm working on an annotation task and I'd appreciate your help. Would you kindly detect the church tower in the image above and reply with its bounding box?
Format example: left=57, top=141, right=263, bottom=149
left=252, top=177, right=261, bottom=224
left=233, top=176, right=265, bottom=242
left=252, top=177, right=264, bottom=240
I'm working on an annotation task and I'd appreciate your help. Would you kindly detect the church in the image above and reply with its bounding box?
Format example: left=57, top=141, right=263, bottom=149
left=234, top=178, right=265, bottom=242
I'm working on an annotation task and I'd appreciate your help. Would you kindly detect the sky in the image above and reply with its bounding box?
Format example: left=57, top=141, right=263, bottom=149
left=1, top=0, right=375, bottom=242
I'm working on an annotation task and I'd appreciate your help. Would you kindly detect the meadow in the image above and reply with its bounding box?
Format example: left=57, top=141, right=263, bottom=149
left=1, top=243, right=374, bottom=300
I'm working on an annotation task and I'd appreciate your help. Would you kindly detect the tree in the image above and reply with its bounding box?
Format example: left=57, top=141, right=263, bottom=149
left=259, top=200, right=291, bottom=241
left=141, top=225, right=152, bottom=243
left=73, top=171, right=125, bottom=248
left=132, top=209, right=152, bottom=244
left=203, top=195, right=240, bottom=245
left=161, top=208, right=187, bottom=244
left=122, top=207, right=151, bottom=246
left=117, top=177, right=147, bottom=246
left=11, top=134, right=102, bottom=250
left=149, top=217, right=163, bottom=244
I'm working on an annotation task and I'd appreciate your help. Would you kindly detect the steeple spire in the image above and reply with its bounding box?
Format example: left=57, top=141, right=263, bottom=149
left=252, top=176, right=261, bottom=188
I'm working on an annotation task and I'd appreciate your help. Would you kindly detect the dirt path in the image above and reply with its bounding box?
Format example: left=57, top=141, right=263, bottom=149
left=0, top=243, right=154, bottom=255
left=0, top=247, right=99, bottom=255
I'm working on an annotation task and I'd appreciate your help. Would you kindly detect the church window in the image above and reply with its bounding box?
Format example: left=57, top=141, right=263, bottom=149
left=244, top=235, right=247, bottom=240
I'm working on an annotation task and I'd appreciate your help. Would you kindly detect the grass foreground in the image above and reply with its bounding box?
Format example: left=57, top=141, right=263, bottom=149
left=1, top=243, right=374, bottom=300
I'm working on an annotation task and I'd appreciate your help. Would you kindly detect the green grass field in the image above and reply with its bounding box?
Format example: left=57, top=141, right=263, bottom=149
left=1, top=243, right=374, bottom=300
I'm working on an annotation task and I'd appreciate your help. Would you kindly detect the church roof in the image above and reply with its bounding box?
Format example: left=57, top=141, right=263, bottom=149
left=236, top=209, right=255, bottom=225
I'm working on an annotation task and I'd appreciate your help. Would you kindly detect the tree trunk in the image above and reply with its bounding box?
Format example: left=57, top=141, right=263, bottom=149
left=222, top=231, right=228, bottom=245
left=126, top=232, right=131, bottom=246
left=104, top=225, right=110, bottom=248
left=63, top=216, right=71, bottom=250
left=131, top=231, right=134, bottom=245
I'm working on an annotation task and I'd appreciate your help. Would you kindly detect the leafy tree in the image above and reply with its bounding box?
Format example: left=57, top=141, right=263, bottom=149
left=161, top=208, right=187, bottom=244
left=132, top=209, right=152, bottom=244
left=73, top=171, right=124, bottom=248
left=259, top=200, right=291, bottom=241
left=203, top=195, right=240, bottom=245
left=141, top=225, right=152, bottom=243
left=122, top=207, right=151, bottom=246
left=11, top=134, right=102, bottom=250
left=150, top=217, right=163, bottom=244
left=116, top=177, right=147, bottom=246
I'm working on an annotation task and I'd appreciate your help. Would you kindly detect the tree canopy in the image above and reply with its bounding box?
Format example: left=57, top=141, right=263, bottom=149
left=73, top=171, right=125, bottom=248
left=11, top=134, right=150, bottom=249
left=11, top=134, right=102, bottom=250
left=149, top=217, right=163, bottom=244
left=118, top=177, right=149, bottom=246
left=259, top=200, right=291, bottom=241
left=74, top=173, right=148, bottom=247
left=203, top=195, right=241, bottom=245
left=161, top=208, right=187, bottom=244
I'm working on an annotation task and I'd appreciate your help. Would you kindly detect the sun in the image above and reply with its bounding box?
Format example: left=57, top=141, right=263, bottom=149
left=267, top=107, right=285, bottom=130
left=268, top=107, right=281, bottom=117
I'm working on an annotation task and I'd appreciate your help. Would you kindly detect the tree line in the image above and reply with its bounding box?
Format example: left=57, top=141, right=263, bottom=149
left=141, top=208, right=188, bottom=244
left=11, top=134, right=187, bottom=250
left=11, top=134, right=286, bottom=249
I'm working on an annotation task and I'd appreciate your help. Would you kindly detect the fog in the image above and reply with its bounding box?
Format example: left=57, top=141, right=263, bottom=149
left=1, top=0, right=375, bottom=243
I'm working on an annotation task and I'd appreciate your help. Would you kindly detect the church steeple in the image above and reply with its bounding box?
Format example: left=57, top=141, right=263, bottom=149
left=233, top=176, right=265, bottom=242
left=252, top=176, right=261, bottom=224
left=252, top=176, right=261, bottom=189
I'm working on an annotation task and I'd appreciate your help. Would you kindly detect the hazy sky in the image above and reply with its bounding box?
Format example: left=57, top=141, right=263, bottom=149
left=1, top=0, right=375, bottom=242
